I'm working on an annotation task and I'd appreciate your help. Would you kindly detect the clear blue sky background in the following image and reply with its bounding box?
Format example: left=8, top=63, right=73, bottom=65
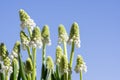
left=0, top=0, right=120, bottom=80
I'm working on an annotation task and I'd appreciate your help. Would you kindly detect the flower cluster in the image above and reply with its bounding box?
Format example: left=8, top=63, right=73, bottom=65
left=74, top=55, right=87, bottom=73
left=19, top=9, right=36, bottom=30
left=0, top=9, right=87, bottom=80
left=58, top=24, right=68, bottom=44
left=68, top=22, right=81, bottom=48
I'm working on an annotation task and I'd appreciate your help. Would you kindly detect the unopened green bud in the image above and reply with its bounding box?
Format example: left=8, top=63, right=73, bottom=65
left=13, top=41, right=20, bottom=54
left=41, top=25, right=51, bottom=45
left=56, top=46, right=63, bottom=64
left=3, top=57, right=11, bottom=67
left=69, top=22, right=80, bottom=39
left=20, top=31, right=30, bottom=43
left=31, top=27, right=41, bottom=40
left=58, top=24, right=68, bottom=43
left=42, top=25, right=50, bottom=39
left=60, top=55, right=68, bottom=74
left=25, top=58, right=33, bottom=73
left=68, top=22, right=81, bottom=48
left=19, top=9, right=30, bottom=21
left=76, top=55, right=84, bottom=66
left=46, top=56, right=54, bottom=70
left=0, top=43, right=8, bottom=59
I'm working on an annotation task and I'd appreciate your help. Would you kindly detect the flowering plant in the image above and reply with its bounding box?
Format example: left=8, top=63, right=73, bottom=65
left=0, top=9, right=87, bottom=80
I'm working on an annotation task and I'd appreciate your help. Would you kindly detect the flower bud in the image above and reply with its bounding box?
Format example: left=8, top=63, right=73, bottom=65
left=59, top=55, right=68, bottom=74
left=41, top=25, right=51, bottom=45
left=55, top=46, right=63, bottom=64
left=3, top=57, right=11, bottom=67
left=25, top=58, right=33, bottom=73
left=58, top=24, right=68, bottom=44
left=20, top=31, right=30, bottom=50
left=0, top=43, right=8, bottom=59
left=11, top=41, right=20, bottom=58
left=19, top=9, right=30, bottom=21
left=68, top=22, right=81, bottom=48
left=46, top=56, right=54, bottom=70
left=30, top=27, right=42, bottom=48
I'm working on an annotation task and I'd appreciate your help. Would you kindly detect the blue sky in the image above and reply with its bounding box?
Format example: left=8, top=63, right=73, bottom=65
left=0, top=0, right=120, bottom=80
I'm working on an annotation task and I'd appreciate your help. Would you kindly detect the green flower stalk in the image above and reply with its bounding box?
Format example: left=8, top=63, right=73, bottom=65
left=20, top=31, right=30, bottom=50
left=41, top=25, right=51, bottom=80
left=30, top=27, right=42, bottom=48
left=74, top=55, right=87, bottom=80
left=0, top=43, right=9, bottom=59
left=58, top=24, right=68, bottom=58
left=19, top=9, right=36, bottom=30
left=68, top=22, right=81, bottom=80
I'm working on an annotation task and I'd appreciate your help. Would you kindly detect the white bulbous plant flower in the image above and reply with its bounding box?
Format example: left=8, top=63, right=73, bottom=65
left=74, top=55, right=87, bottom=73
left=19, top=9, right=36, bottom=30
left=68, top=22, right=81, bottom=48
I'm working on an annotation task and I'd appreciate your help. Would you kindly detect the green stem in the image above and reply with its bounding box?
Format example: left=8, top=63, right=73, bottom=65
left=5, top=71, right=8, bottom=80
left=27, top=27, right=32, bottom=37
left=68, top=42, right=75, bottom=80
left=26, top=46, right=32, bottom=60
left=80, top=71, right=82, bottom=80
left=41, top=43, right=46, bottom=80
left=28, top=73, right=31, bottom=80
left=64, top=72, right=68, bottom=80
left=42, top=43, right=46, bottom=64
left=32, top=48, right=36, bottom=80
left=63, top=41, right=67, bottom=58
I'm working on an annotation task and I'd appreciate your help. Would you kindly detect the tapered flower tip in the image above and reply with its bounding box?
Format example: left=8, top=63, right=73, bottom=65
left=58, top=24, right=67, bottom=36
left=25, top=58, right=33, bottom=73
left=60, top=55, right=68, bottom=74
left=3, top=57, right=11, bottom=67
left=56, top=45, right=63, bottom=64
left=58, top=24, right=68, bottom=43
left=46, top=56, right=54, bottom=70
left=31, top=27, right=41, bottom=40
left=0, top=43, right=8, bottom=59
left=42, top=25, right=50, bottom=39
left=19, top=9, right=30, bottom=21
left=69, top=22, right=80, bottom=39
left=13, top=41, right=20, bottom=54
left=20, top=31, right=29, bottom=41
left=74, top=55, right=87, bottom=73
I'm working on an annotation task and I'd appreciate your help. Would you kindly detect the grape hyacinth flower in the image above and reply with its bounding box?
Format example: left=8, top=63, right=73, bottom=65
left=55, top=45, right=63, bottom=65
left=29, top=27, right=42, bottom=48
left=74, top=55, right=87, bottom=80
left=58, top=24, right=68, bottom=44
left=19, top=9, right=36, bottom=30
left=0, top=43, right=9, bottom=59
left=68, top=22, right=81, bottom=48
left=58, top=24, right=68, bottom=58
left=20, top=31, right=30, bottom=50
left=41, top=25, right=51, bottom=46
